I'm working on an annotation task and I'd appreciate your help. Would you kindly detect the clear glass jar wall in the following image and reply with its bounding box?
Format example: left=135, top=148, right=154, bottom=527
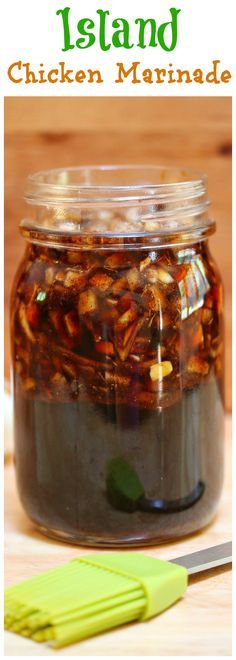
left=11, top=166, right=224, bottom=545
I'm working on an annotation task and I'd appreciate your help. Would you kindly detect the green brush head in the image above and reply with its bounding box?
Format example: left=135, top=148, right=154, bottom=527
left=5, top=552, right=187, bottom=649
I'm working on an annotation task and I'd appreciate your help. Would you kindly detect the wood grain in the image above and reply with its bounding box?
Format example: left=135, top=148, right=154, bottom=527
left=4, top=416, right=232, bottom=656
left=4, top=97, right=232, bottom=408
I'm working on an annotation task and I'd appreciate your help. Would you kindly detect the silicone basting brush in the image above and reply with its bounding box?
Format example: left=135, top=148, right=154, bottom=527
left=5, top=543, right=231, bottom=649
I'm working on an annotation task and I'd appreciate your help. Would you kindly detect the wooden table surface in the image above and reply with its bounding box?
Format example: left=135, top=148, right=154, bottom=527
left=4, top=416, right=232, bottom=656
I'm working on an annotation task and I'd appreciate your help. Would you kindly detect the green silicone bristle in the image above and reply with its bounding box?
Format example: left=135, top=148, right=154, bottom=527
left=5, top=553, right=187, bottom=649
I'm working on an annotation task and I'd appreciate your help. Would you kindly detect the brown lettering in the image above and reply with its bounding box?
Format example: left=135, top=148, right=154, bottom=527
left=115, top=61, right=141, bottom=83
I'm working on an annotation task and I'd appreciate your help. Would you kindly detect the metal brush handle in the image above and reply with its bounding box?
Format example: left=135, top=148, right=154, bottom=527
left=170, top=541, right=232, bottom=575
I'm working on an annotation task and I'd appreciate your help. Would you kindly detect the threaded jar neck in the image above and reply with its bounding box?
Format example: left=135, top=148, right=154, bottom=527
left=21, top=165, right=214, bottom=250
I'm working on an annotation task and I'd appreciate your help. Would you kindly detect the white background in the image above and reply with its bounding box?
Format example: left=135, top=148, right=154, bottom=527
left=0, top=0, right=234, bottom=95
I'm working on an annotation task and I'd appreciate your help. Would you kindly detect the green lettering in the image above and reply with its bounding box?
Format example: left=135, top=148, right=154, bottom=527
left=157, top=8, right=181, bottom=52
left=56, top=7, right=74, bottom=51
left=135, top=18, right=157, bottom=49
left=76, top=18, right=95, bottom=48
left=97, top=9, right=110, bottom=51
left=112, top=18, right=133, bottom=48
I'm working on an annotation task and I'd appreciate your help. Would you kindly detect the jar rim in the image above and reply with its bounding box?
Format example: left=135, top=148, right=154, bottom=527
left=25, top=164, right=208, bottom=204
left=21, top=164, right=215, bottom=248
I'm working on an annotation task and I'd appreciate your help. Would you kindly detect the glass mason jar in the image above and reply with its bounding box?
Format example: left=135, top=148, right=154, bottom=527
left=10, top=165, right=224, bottom=546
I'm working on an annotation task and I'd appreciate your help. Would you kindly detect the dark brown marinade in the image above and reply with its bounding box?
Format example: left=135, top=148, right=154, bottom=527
left=11, top=238, right=224, bottom=545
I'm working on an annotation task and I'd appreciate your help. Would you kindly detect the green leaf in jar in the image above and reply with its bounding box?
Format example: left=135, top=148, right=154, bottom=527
left=106, top=457, right=145, bottom=512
